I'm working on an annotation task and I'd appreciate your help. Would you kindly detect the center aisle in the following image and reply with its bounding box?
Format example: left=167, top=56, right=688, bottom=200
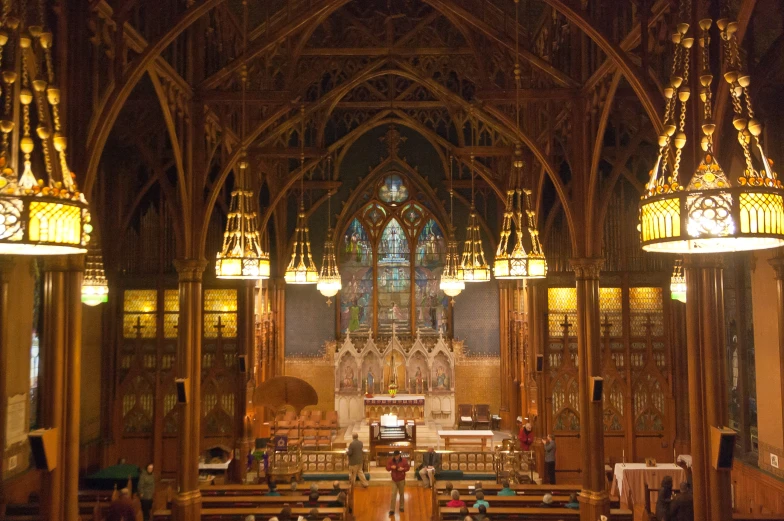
left=352, top=484, right=432, bottom=521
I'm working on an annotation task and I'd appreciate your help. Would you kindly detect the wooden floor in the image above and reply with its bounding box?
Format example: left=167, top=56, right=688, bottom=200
left=352, top=483, right=432, bottom=521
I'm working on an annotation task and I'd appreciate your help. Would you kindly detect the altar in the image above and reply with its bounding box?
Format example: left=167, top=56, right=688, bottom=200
left=363, top=394, right=425, bottom=420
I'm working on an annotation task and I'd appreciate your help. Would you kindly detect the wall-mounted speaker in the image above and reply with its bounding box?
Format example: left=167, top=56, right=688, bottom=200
left=175, top=378, right=189, bottom=404
left=710, top=426, right=736, bottom=470
left=535, top=354, right=544, bottom=372
left=590, top=377, right=604, bottom=402
left=238, top=355, right=247, bottom=373
left=28, top=428, right=59, bottom=471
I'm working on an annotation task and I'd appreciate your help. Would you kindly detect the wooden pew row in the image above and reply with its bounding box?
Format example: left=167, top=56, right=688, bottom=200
left=438, top=507, right=633, bottom=521
left=436, top=495, right=572, bottom=506
left=152, top=507, right=346, bottom=521
left=199, top=483, right=351, bottom=496
left=732, top=516, right=784, bottom=520
left=200, top=495, right=339, bottom=507
left=435, top=481, right=581, bottom=494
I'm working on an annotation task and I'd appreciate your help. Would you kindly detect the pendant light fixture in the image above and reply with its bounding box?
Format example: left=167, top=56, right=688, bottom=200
left=458, top=114, right=491, bottom=282
left=0, top=0, right=92, bottom=255
left=317, top=156, right=341, bottom=302
left=670, top=258, right=686, bottom=303
left=440, top=155, right=465, bottom=298
left=284, top=106, right=319, bottom=284
left=82, top=237, right=109, bottom=306
left=494, top=0, right=547, bottom=279
left=215, top=0, right=270, bottom=279
left=639, top=0, right=784, bottom=254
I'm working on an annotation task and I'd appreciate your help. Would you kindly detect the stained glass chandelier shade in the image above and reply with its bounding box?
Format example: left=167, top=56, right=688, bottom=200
left=440, top=155, right=464, bottom=298
left=317, top=165, right=341, bottom=300
left=639, top=13, right=784, bottom=254
left=0, top=2, right=91, bottom=254
left=82, top=242, right=109, bottom=306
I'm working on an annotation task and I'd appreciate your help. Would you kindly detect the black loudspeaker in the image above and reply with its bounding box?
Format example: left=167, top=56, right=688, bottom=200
left=711, top=427, right=736, bottom=470
left=175, top=378, right=189, bottom=404
left=28, top=428, right=59, bottom=471
left=535, top=354, right=544, bottom=372
left=590, top=377, right=604, bottom=402
left=238, top=355, right=247, bottom=373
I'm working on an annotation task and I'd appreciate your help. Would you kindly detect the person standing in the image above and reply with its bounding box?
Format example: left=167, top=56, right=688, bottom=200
left=347, top=433, right=369, bottom=487
left=670, top=481, right=694, bottom=521
left=417, top=447, right=441, bottom=487
left=386, top=450, right=410, bottom=515
left=544, top=434, right=556, bottom=484
left=517, top=418, right=534, bottom=451
left=138, top=463, right=155, bottom=521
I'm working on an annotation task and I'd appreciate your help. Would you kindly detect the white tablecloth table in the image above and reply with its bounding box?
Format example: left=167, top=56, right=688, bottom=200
left=437, top=430, right=494, bottom=450
left=610, top=463, right=686, bottom=509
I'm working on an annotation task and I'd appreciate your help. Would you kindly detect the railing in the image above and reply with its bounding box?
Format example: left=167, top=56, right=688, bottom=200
left=271, top=448, right=370, bottom=474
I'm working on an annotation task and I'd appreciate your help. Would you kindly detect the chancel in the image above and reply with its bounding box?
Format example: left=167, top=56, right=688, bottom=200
left=4, top=1, right=784, bottom=521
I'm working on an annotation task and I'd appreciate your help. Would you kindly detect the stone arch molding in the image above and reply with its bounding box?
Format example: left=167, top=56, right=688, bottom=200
left=334, top=328, right=455, bottom=426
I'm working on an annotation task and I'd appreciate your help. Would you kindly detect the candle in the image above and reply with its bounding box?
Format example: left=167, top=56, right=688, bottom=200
left=622, top=449, right=625, bottom=463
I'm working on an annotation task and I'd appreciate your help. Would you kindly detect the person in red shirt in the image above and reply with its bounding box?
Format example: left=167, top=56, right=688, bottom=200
left=106, top=488, right=137, bottom=521
left=386, top=450, right=410, bottom=515
left=517, top=417, right=534, bottom=451
left=446, top=489, right=466, bottom=507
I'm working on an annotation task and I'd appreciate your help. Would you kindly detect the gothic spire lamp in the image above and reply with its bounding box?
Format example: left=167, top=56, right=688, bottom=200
left=670, top=258, right=686, bottom=303
left=215, top=0, right=269, bottom=279
left=458, top=117, right=491, bottom=282
left=0, top=1, right=91, bottom=254
left=317, top=157, right=341, bottom=302
left=82, top=237, right=109, bottom=306
left=284, top=106, right=319, bottom=284
left=440, top=155, right=465, bottom=298
left=639, top=3, right=784, bottom=254
left=493, top=0, right=547, bottom=280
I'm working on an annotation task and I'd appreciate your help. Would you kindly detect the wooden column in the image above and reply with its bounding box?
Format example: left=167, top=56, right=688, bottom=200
left=768, top=255, right=784, bottom=454
left=683, top=254, right=731, bottom=521
left=528, top=280, right=547, bottom=438
left=64, top=256, right=84, bottom=521
left=570, top=258, right=609, bottom=520
left=670, top=299, right=690, bottom=456
left=233, top=280, right=257, bottom=483
left=499, top=282, right=511, bottom=430
left=171, top=259, right=206, bottom=521
left=0, top=258, right=14, bottom=509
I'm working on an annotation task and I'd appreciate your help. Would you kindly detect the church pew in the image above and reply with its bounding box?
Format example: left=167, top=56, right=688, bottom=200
left=438, top=506, right=633, bottom=521
left=436, top=494, right=572, bottom=506
left=434, top=480, right=581, bottom=494
left=152, top=506, right=346, bottom=520
left=199, top=482, right=351, bottom=495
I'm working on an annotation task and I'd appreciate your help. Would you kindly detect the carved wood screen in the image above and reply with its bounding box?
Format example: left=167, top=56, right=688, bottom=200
left=117, top=288, right=241, bottom=476
left=544, top=282, right=675, bottom=482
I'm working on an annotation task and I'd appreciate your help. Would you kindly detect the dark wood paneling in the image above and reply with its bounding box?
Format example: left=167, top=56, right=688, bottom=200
left=733, top=460, right=784, bottom=515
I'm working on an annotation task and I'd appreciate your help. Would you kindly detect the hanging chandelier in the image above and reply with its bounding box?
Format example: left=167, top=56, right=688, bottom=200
left=0, top=1, right=91, bottom=255
left=215, top=2, right=269, bottom=279
left=639, top=5, right=784, bottom=254
left=493, top=0, right=547, bottom=280
left=284, top=106, right=319, bottom=285
left=458, top=117, right=491, bottom=282
left=317, top=157, right=341, bottom=301
left=82, top=241, right=108, bottom=306
left=440, top=155, right=465, bottom=298
left=670, top=258, right=686, bottom=303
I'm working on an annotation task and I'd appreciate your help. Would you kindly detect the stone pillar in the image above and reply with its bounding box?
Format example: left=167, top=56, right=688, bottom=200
left=683, top=255, right=731, bottom=521
left=0, top=258, right=14, bottom=507
left=172, top=259, right=206, bottom=521
left=64, top=256, right=84, bottom=521
left=670, top=299, right=690, bottom=455
left=570, top=258, right=609, bottom=520
left=767, top=254, right=784, bottom=457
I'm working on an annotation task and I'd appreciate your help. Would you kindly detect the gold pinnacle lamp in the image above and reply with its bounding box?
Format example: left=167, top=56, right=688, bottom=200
left=0, top=2, right=91, bottom=255
left=285, top=106, right=319, bottom=284
left=458, top=117, right=491, bottom=282
left=639, top=6, right=784, bottom=254
left=440, top=155, right=465, bottom=298
left=670, top=258, right=686, bottom=303
left=215, top=0, right=269, bottom=279
left=81, top=240, right=109, bottom=306
left=317, top=157, right=341, bottom=302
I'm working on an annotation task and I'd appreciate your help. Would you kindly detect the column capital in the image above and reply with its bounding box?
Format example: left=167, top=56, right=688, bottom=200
left=0, top=256, right=15, bottom=281
left=174, top=259, right=208, bottom=282
left=768, top=256, right=784, bottom=280
left=42, top=256, right=70, bottom=272
left=569, top=257, right=603, bottom=279
left=683, top=253, right=724, bottom=270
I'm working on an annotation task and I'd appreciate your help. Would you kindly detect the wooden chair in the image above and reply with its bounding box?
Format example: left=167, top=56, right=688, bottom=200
left=474, top=404, right=491, bottom=429
left=301, top=429, right=318, bottom=449
left=457, top=404, right=474, bottom=429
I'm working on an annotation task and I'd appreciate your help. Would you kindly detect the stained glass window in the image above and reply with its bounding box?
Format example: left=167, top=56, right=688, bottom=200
left=378, top=218, right=410, bottom=334
left=204, top=289, right=238, bottom=338
left=414, top=219, right=447, bottom=334
left=378, top=174, right=408, bottom=204
left=340, top=218, right=373, bottom=334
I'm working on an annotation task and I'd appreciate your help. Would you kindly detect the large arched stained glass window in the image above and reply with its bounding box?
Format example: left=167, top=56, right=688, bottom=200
left=378, top=218, right=410, bottom=334
left=415, top=219, right=447, bottom=334
left=340, top=219, right=373, bottom=333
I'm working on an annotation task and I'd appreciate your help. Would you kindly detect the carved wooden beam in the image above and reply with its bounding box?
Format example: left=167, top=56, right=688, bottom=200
left=201, top=90, right=295, bottom=102
left=475, top=88, right=580, bottom=101
left=299, top=47, right=475, bottom=56
left=251, top=147, right=327, bottom=158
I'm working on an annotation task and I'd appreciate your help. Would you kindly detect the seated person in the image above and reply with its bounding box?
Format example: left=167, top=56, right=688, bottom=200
left=417, top=447, right=442, bottom=487
left=447, top=490, right=466, bottom=507
left=310, top=483, right=320, bottom=494
left=540, top=493, right=554, bottom=507
left=245, top=516, right=256, bottom=521
left=475, top=504, right=489, bottom=521
left=265, top=481, right=281, bottom=496
left=463, top=517, right=475, bottom=521
left=328, top=491, right=347, bottom=508
left=306, top=508, right=320, bottom=521
left=497, top=480, right=515, bottom=496
left=670, top=481, right=694, bottom=521
left=565, top=492, right=580, bottom=509
left=307, top=491, right=320, bottom=507
left=473, top=481, right=483, bottom=495
left=275, top=506, right=306, bottom=521
left=473, top=491, right=489, bottom=509
left=331, top=480, right=341, bottom=494
left=445, top=482, right=454, bottom=496
left=459, top=506, right=470, bottom=519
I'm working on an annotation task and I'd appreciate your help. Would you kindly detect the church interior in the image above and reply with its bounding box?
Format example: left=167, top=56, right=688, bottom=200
left=3, top=0, right=784, bottom=520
